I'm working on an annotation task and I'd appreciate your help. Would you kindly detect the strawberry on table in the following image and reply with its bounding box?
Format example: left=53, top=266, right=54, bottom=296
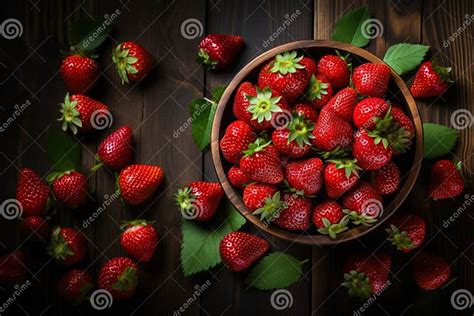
left=21, top=216, right=50, bottom=240
left=343, top=181, right=383, bottom=226
left=220, top=231, right=269, bottom=272
left=243, top=183, right=278, bottom=212
left=93, top=126, right=134, bottom=171
left=352, top=129, right=393, bottom=170
left=271, top=113, right=314, bottom=158
left=60, top=54, right=99, bottom=94
left=220, top=120, right=257, bottom=164
left=412, top=252, right=450, bottom=290
left=353, top=97, right=390, bottom=130
left=57, top=269, right=93, bottom=304
left=98, top=257, right=138, bottom=299
left=227, top=166, right=251, bottom=189
left=240, top=139, right=284, bottom=184
left=197, top=34, right=244, bottom=70
left=16, top=168, right=50, bottom=217
left=386, top=213, right=425, bottom=252
left=311, top=106, right=353, bottom=154
left=300, top=56, right=318, bottom=77
left=50, top=170, right=88, bottom=207
left=317, top=53, right=350, bottom=88
left=372, top=161, right=400, bottom=195
left=284, top=158, right=324, bottom=196
left=352, top=63, right=391, bottom=97
left=428, top=160, right=464, bottom=200
left=175, top=182, right=224, bottom=221
left=120, top=220, right=158, bottom=262
left=273, top=193, right=312, bottom=231
left=47, top=227, right=87, bottom=266
left=113, top=41, right=154, bottom=84
left=410, top=61, right=451, bottom=98
left=294, top=103, right=318, bottom=123
left=313, top=200, right=349, bottom=239
left=0, top=250, right=28, bottom=285
left=324, top=159, right=361, bottom=198
left=118, top=164, right=164, bottom=205
left=305, top=74, right=333, bottom=109
left=326, top=87, right=358, bottom=122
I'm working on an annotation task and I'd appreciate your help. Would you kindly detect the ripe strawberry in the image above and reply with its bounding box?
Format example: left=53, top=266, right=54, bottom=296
left=220, top=120, right=257, bottom=164
left=271, top=113, right=314, bottom=158
left=386, top=213, right=425, bottom=252
left=197, top=34, right=244, bottom=70
left=227, top=166, right=251, bottom=189
left=313, top=200, right=349, bottom=239
left=258, top=51, right=309, bottom=103
left=352, top=129, right=393, bottom=170
left=372, top=161, right=400, bottom=195
left=60, top=55, right=99, bottom=94
left=16, top=168, right=49, bottom=217
left=317, top=54, right=350, bottom=88
left=412, top=252, right=450, bottom=290
left=410, top=61, right=451, bottom=98
left=284, top=158, right=324, bottom=196
left=300, top=56, right=318, bottom=77
left=342, top=181, right=383, bottom=226
left=120, top=220, right=158, bottom=262
left=220, top=231, right=269, bottom=272
left=324, top=159, right=361, bottom=198
left=50, top=171, right=88, bottom=207
left=47, top=227, right=87, bottom=265
left=428, top=160, right=464, bottom=200
left=353, top=97, right=390, bottom=130
left=0, top=250, right=28, bottom=285
left=294, top=103, right=318, bottom=123
left=240, top=139, right=284, bottom=184
left=175, top=182, right=224, bottom=221
left=305, top=74, right=333, bottom=109
left=311, top=106, right=353, bottom=153
left=326, top=87, right=358, bottom=122
left=113, top=41, right=154, bottom=84
left=243, top=183, right=278, bottom=212
left=391, top=106, right=415, bottom=137
left=352, top=63, right=391, bottom=97
left=57, top=269, right=93, bottom=303
left=118, top=164, right=164, bottom=205
left=21, top=216, right=50, bottom=240
left=98, top=257, right=138, bottom=299
left=342, top=253, right=391, bottom=298
left=59, top=93, right=111, bottom=134
left=94, top=126, right=133, bottom=171
left=273, top=193, right=312, bottom=231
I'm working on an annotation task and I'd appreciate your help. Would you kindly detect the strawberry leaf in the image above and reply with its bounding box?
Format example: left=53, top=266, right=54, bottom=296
left=423, top=123, right=458, bottom=159
left=331, top=6, right=371, bottom=47
left=68, top=17, right=112, bottom=52
left=180, top=202, right=245, bottom=276
left=47, top=127, right=81, bottom=172
left=383, top=44, right=430, bottom=75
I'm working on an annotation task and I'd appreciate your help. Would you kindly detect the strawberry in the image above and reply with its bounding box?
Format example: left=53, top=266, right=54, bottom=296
left=94, top=126, right=134, bottom=171
left=352, top=129, right=393, bottom=170
left=317, top=54, right=350, bottom=88
left=300, top=56, right=318, bottom=77
left=47, top=227, right=87, bottom=265
left=342, top=253, right=391, bottom=298
left=305, top=74, right=333, bottom=109
left=240, top=139, right=284, bottom=184
left=372, top=161, right=400, bottom=195
left=197, top=34, right=244, bottom=70
left=0, top=250, right=28, bottom=285
left=311, top=106, right=353, bottom=153
left=386, top=213, right=425, bottom=252
left=120, top=220, right=158, bottom=262
left=227, top=166, right=251, bottom=189
left=59, top=93, right=111, bottom=134
left=326, top=87, right=358, bottom=122
left=324, top=159, right=361, bottom=198
left=342, top=181, right=383, bottom=226
left=16, top=168, right=49, bottom=217
left=353, top=97, right=390, bottom=130
left=21, top=216, right=50, bottom=240
left=271, top=113, right=314, bottom=158
left=410, top=61, right=451, bottom=98
left=428, top=160, right=464, bottom=200
left=352, top=63, right=391, bottom=97
left=113, top=41, right=154, bottom=84
left=257, top=51, right=309, bottom=103
left=243, top=183, right=277, bottom=212
left=98, top=257, right=138, bottom=299
left=118, top=164, right=164, bottom=205
left=50, top=171, right=88, bottom=207
left=220, top=231, right=269, bottom=272
left=294, top=103, right=318, bottom=123
left=175, top=182, right=224, bottom=221
left=57, top=269, right=93, bottom=303
left=220, top=120, right=257, bottom=164
left=284, top=158, right=324, bottom=196
left=412, top=252, right=450, bottom=290
left=313, top=200, right=349, bottom=239
left=60, top=55, right=99, bottom=94
left=273, top=193, right=312, bottom=231
left=391, top=106, right=415, bottom=137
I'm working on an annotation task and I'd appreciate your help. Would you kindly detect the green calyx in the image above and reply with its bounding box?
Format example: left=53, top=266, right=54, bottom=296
left=328, top=159, right=361, bottom=179
left=174, top=187, right=197, bottom=212
left=432, top=63, right=453, bottom=83
left=270, top=50, right=304, bottom=75
left=342, top=270, right=373, bottom=299
left=246, top=87, right=283, bottom=123
left=243, top=138, right=271, bottom=157
left=111, top=267, right=138, bottom=292
left=372, top=106, right=412, bottom=153
left=112, top=44, right=139, bottom=84
left=343, top=209, right=378, bottom=226
left=367, top=129, right=390, bottom=149
left=317, top=146, right=351, bottom=161
left=120, top=219, right=155, bottom=230
left=253, top=192, right=287, bottom=222
left=306, top=75, right=329, bottom=101
left=317, top=216, right=350, bottom=239
left=58, top=93, right=82, bottom=135
left=386, top=224, right=414, bottom=251
left=287, top=114, right=315, bottom=147
left=47, top=227, right=73, bottom=261
left=196, top=48, right=218, bottom=70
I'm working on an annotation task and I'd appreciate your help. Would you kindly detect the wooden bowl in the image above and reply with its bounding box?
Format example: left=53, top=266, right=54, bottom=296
left=211, top=40, right=423, bottom=245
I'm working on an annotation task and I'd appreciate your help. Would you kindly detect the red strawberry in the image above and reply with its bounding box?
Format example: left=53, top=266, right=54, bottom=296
left=0, top=250, right=28, bottom=285
left=305, top=74, right=333, bottom=109
left=113, top=41, right=154, bottom=84
left=50, top=171, right=88, bottom=207
left=21, top=216, right=50, bottom=240
left=294, top=103, right=318, bottom=123
left=324, top=159, right=361, bottom=198
left=412, top=252, right=450, bottom=290
left=118, top=164, right=164, bottom=205
left=311, top=106, right=353, bottom=153
left=57, top=269, right=93, bottom=303
left=98, top=257, right=138, bottom=299
left=386, top=213, right=425, bottom=252
left=258, top=51, right=309, bottom=103
left=326, top=87, right=358, bottom=122
left=60, top=55, right=99, bottom=94
left=120, top=220, right=158, bottom=262
left=47, top=227, right=87, bottom=265
left=353, top=97, right=390, bottom=130
left=352, top=63, right=391, bottom=97
left=59, top=93, right=111, bottom=134
left=175, top=182, right=224, bottom=221
left=317, top=54, right=350, bottom=88
left=220, top=120, right=257, bottom=164
left=410, top=61, right=451, bottom=98
left=240, top=139, right=284, bottom=184
left=391, top=106, right=415, bottom=137
left=94, top=126, right=133, bottom=171
left=342, top=253, right=391, bottom=298
left=343, top=181, right=383, bottom=226
left=372, top=161, right=400, bottom=195
left=352, top=129, right=393, bottom=170
left=271, top=113, right=314, bottom=158
left=273, top=193, right=312, bottom=231
left=243, top=183, right=278, bottom=212
left=428, top=160, right=464, bottom=200
left=197, top=34, right=244, bottom=70
left=313, top=200, right=349, bottom=239
left=16, top=168, right=49, bottom=217
left=227, top=166, right=251, bottom=189
left=220, top=231, right=269, bottom=272
left=300, top=56, right=318, bottom=77
left=284, top=158, right=324, bottom=195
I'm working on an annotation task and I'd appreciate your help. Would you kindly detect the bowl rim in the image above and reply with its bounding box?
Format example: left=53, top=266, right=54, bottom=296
left=211, top=39, right=423, bottom=245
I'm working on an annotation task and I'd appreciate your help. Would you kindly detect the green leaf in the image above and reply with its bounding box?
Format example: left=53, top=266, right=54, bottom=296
left=383, top=44, right=429, bottom=75
left=180, top=203, right=246, bottom=276
left=423, top=123, right=458, bottom=159
left=331, top=6, right=371, bottom=47
left=68, top=17, right=112, bottom=52
left=47, top=127, right=81, bottom=172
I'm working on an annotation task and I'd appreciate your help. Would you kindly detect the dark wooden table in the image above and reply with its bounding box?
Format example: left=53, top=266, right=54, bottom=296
left=0, top=0, right=472, bottom=315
